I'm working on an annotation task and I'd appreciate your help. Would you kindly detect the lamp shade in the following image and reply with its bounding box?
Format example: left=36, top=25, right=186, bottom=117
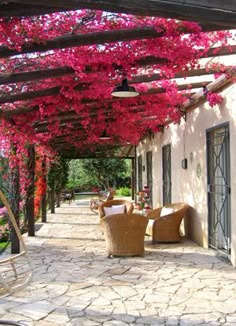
left=111, top=78, right=139, bottom=98
left=99, top=130, right=111, bottom=140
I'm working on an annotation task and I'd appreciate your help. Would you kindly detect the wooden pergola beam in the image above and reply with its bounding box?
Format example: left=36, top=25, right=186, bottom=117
left=0, top=20, right=234, bottom=59
left=33, top=105, right=148, bottom=130
left=0, top=79, right=209, bottom=105
left=0, top=3, right=68, bottom=17
left=0, top=66, right=74, bottom=85
left=182, top=69, right=236, bottom=112
left=0, top=5, right=231, bottom=32
left=0, top=86, right=61, bottom=104
left=0, top=58, right=231, bottom=86
left=6, top=0, right=236, bottom=28
left=0, top=27, right=164, bottom=59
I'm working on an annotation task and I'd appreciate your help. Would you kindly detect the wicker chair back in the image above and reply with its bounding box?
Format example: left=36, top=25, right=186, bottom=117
left=101, top=213, right=148, bottom=257
left=99, top=199, right=134, bottom=218
left=146, top=203, right=189, bottom=243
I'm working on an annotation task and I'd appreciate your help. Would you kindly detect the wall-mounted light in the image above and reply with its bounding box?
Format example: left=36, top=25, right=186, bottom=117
left=111, top=78, right=139, bottom=98
left=181, top=158, right=188, bottom=169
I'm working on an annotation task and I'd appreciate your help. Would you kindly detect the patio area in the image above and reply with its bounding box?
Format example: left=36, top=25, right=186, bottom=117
left=1, top=199, right=236, bottom=326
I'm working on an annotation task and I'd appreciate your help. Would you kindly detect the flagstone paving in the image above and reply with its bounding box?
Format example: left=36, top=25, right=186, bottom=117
left=0, top=199, right=236, bottom=326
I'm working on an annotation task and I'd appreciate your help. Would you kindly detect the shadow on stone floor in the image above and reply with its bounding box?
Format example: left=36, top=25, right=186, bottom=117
left=25, top=237, right=234, bottom=273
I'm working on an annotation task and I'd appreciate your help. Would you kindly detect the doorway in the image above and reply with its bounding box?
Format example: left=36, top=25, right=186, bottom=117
left=162, top=144, right=171, bottom=205
left=207, top=124, right=231, bottom=258
left=146, top=151, right=153, bottom=207
left=138, top=155, right=143, bottom=191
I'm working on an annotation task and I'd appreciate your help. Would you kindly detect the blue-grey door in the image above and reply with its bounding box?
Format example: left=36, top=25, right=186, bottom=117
left=162, top=144, right=171, bottom=205
left=146, top=151, right=153, bottom=207
left=207, top=124, right=231, bottom=258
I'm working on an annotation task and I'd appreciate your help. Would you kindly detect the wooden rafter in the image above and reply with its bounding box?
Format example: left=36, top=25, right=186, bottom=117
left=0, top=80, right=209, bottom=105
left=0, top=22, right=235, bottom=59
left=0, top=27, right=164, bottom=59
left=182, top=69, right=236, bottom=112
left=0, top=1, right=235, bottom=159
left=3, top=0, right=236, bottom=28
left=0, top=67, right=74, bottom=85
left=0, top=3, right=67, bottom=17
left=1, top=48, right=234, bottom=86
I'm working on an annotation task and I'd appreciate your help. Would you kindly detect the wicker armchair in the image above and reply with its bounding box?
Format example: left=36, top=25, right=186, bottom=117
left=99, top=199, right=134, bottom=219
left=146, top=203, right=189, bottom=243
left=101, top=213, right=148, bottom=257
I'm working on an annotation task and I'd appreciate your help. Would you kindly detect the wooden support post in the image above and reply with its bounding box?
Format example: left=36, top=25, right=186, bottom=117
left=9, top=157, right=20, bottom=254
left=25, top=145, right=35, bottom=236
left=50, top=179, right=55, bottom=214
left=41, top=156, right=47, bottom=223
left=134, top=146, right=137, bottom=203
left=41, top=193, right=47, bottom=222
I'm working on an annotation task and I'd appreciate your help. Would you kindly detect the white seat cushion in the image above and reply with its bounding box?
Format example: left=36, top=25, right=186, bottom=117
left=111, top=204, right=125, bottom=214
left=146, top=219, right=155, bottom=236
left=160, top=207, right=174, bottom=217
left=104, top=207, right=113, bottom=216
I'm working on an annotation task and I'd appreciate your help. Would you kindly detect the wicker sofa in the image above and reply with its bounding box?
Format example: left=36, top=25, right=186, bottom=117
left=98, top=199, right=134, bottom=219
left=146, top=203, right=189, bottom=243
left=101, top=213, right=148, bottom=257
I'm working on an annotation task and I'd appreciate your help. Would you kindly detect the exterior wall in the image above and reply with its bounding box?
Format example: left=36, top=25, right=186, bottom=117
left=137, top=83, right=236, bottom=266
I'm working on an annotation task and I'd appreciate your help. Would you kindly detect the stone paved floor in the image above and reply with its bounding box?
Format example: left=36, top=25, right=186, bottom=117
left=0, top=199, right=236, bottom=326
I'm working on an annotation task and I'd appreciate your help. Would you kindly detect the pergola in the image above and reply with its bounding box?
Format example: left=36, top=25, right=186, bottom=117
left=1, top=1, right=236, bottom=156
left=0, top=1, right=236, bottom=249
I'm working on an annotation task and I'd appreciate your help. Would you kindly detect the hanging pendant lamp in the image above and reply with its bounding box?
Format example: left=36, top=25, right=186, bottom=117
left=99, top=130, right=111, bottom=140
left=111, top=78, right=139, bottom=98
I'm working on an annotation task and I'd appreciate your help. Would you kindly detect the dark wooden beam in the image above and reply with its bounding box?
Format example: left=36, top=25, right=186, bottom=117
left=0, top=86, right=61, bottom=104
left=0, top=78, right=209, bottom=104
left=0, top=19, right=234, bottom=60
left=0, top=66, right=74, bottom=85
left=0, top=27, right=164, bottom=58
left=0, top=4, right=231, bottom=31
left=131, top=67, right=223, bottom=84
left=0, top=106, right=39, bottom=117
left=33, top=105, right=147, bottom=130
left=0, top=58, right=230, bottom=86
left=182, top=69, right=236, bottom=112
left=7, top=0, right=236, bottom=28
left=0, top=3, right=67, bottom=17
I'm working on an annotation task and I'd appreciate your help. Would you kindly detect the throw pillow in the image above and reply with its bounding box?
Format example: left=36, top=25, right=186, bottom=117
left=104, top=206, right=113, bottom=216
left=112, top=204, right=125, bottom=214
left=160, top=207, right=174, bottom=217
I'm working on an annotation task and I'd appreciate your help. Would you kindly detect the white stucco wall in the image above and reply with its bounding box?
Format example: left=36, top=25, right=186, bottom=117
left=137, top=83, right=236, bottom=266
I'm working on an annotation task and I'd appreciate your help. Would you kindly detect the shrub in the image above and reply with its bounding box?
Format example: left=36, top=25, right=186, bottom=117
left=0, top=222, right=10, bottom=242
left=116, top=187, right=131, bottom=197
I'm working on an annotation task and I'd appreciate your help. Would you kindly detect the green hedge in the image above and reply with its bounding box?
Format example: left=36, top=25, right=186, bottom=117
left=116, top=187, right=131, bottom=197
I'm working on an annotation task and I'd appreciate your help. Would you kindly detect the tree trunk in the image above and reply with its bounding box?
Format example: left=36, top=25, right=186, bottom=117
left=50, top=180, right=55, bottom=214
left=56, top=192, right=61, bottom=207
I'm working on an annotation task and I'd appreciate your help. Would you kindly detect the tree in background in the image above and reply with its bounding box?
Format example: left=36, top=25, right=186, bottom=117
left=67, top=158, right=131, bottom=191
left=47, top=157, right=69, bottom=209
left=66, top=160, right=84, bottom=190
